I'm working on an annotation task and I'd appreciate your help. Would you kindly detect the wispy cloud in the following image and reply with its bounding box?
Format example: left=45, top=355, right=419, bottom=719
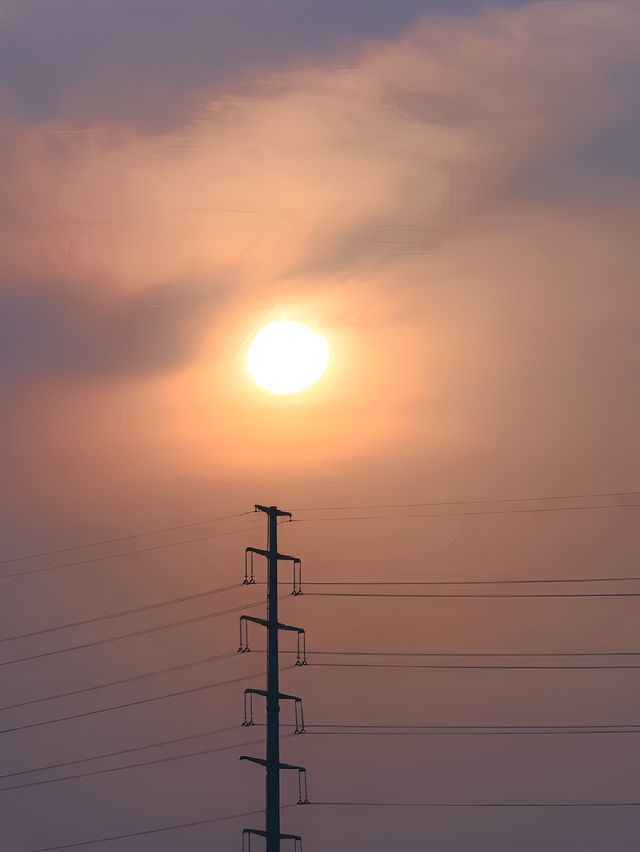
left=1, top=0, right=639, bottom=505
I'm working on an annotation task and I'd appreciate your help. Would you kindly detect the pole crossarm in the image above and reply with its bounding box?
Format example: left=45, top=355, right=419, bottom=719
left=241, top=758, right=310, bottom=806
left=240, top=756, right=305, bottom=771
left=277, top=623, right=305, bottom=634
left=243, top=830, right=303, bottom=841
left=239, top=617, right=307, bottom=663
left=241, top=616, right=304, bottom=633
left=242, top=688, right=306, bottom=733
left=244, top=688, right=304, bottom=702
left=242, top=829, right=303, bottom=851
left=246, top=547, right=299, bottom=562
left=244, top=546, right=302, bottom=593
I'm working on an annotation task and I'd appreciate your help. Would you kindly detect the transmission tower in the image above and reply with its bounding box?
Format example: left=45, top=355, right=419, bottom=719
left=239, top=504, right=308, bottom=852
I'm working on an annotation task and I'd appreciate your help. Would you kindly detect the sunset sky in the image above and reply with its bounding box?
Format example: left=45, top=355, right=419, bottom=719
left=2, top=1, right=640, bottom=850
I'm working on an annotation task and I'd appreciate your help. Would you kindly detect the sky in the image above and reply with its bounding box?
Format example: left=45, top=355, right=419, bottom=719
left=1, top=1, right=640, bottom=850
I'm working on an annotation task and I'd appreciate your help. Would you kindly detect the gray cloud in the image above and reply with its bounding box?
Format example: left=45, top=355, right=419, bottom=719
left=0, top=278, right=224, bottom=383
left=0, top=0, right=530, bottom=129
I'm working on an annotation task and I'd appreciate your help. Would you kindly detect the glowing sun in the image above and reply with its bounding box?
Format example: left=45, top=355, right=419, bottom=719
left=246, top=320, right=329, bottom=394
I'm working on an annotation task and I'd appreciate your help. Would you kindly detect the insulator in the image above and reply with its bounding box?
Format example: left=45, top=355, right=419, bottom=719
left=243, top=549, right=256, bottom=585
left=238, top=617, right=250, bottom=653
left=292, top=558, right=303, bottom=595
left=295, top=630, right=307, bottom=666
left=242, top=690, right=255, bottom=727
left=294, top=698, right=306, bottom=734
left=297, top=769, right=310, bottom=804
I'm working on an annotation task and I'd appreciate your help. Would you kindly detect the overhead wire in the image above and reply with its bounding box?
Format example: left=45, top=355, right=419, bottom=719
left=301, top=723, right=640, bottom=735
left=309, top=661, right=640, bottom=670
left=291, top=489, right=640, bottom=512
left=306, top=591, right=640, bottom=599
left=0, top=511, right=254, bottom=566
left=5, top=500, right=637, bottom=585
left=0, top=582, right=242, bottom=644
left=8, top=490, right=639, bottom=575
left=0, top=733, right=297, bottom=795
left=0, top=596, right=301, bottom=708
left=18, top=717, right=640, bottom=786
left=292, top=502, right=640, bottom=523
left=0, top=724, right=245, bottom=781
left=0, top=523, right=263, bottom=581
left=300, top=575, right=640, bottom=586
left=281, top=649, right=640, bottom=658
left=0, top=668, right=297, bottom=736
left=310, top=799, right=640, bottom=808
left=0, top=651, right=239, bottom=713
left=27, top=796, right=640, bottom=851
left=11, top=719, right=640, bottom=787
left=309, top=730, right=640, bottom=736
left=27, top=806, right=299, bottom=852
left=0, top=599, right=265, bottom=669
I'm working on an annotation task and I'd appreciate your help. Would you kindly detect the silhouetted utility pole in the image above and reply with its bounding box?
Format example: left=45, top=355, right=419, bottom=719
left=240, top=505, right=308, bottom=852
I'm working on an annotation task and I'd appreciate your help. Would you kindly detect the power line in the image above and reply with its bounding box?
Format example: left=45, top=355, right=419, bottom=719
left=11, top=719, right=640, bottom=786
left=310, top=730, right=640, bottom=736
left=0, top=523, right=262, bottom=582
left=11, top=719, right=640, bottom=795
left=281, top=649, right=640, bottom=658
left=301, top=575, right=640, bottom=586
left=306, top=591, right=640, bottom=599
left=6, top=505, right=637, bottom=582
left=0, top=512, right=253, bottom=566
left=310, top=662, right=640, bottom=670
left=28, top=796, right=640, bottom=851
left=292, top=490, right=640, bottom=512
left=0, top=651, right=239, bottom=713
left=9, top=490, right=638, bottom=569
left=311, top=800, right=640, bottom=808
left=0, top=735, right=299, bottom=795
left=0, top=669, right=294, bottom=736
left=0, top=724, right=245, bottom=782
left=0, top=582, right=241, bottom=644
left=293, top=502, right=640, bottom=524
left=28, top=806, right=299, bottom=852
left=0, top=599, right=264, bottom=669
left=302, top=724, right=640, bottom=735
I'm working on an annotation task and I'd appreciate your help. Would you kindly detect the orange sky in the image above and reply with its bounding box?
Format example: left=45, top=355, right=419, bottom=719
left=1, top=1, right=640, bottom=850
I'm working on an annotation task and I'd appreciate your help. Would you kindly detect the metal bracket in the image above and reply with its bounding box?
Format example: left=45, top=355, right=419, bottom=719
left=243, top=689, right=306, bottom=733
left=240, top=757, right=310, bottom=804
left=243, top=829, right=302, bottom=851
left=244, top=547, right=303, bottom=594
left=238, top=616, right=306, bottom=664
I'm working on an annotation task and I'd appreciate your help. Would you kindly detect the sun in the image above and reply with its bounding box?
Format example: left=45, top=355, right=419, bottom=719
left=246, top=320, right=329, bottom=394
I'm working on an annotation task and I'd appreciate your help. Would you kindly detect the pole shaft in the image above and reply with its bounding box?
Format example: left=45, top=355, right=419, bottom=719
left=266, top=508, right=280, bottom=852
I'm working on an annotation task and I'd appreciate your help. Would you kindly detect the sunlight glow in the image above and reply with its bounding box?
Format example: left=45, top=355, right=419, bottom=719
left=246, top=320, right=329, bottom=394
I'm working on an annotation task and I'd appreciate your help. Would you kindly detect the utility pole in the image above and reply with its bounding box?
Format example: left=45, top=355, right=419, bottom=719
left=240, top=505, right=308, bottom=852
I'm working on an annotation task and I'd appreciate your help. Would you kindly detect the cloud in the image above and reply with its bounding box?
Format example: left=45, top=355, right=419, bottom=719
left=1, top=1, right=638, bottom=371
left=2, top=9, right=640, bottom=849
left=0, top=278, right=225, bottom=383
left=0, top=1, right=539, bottom=128
left=1, top=0, right=639, bottom=495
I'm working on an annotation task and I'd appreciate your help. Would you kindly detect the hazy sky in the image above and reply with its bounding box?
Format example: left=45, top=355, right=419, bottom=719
left=1, top=1, right=640, bottom=850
